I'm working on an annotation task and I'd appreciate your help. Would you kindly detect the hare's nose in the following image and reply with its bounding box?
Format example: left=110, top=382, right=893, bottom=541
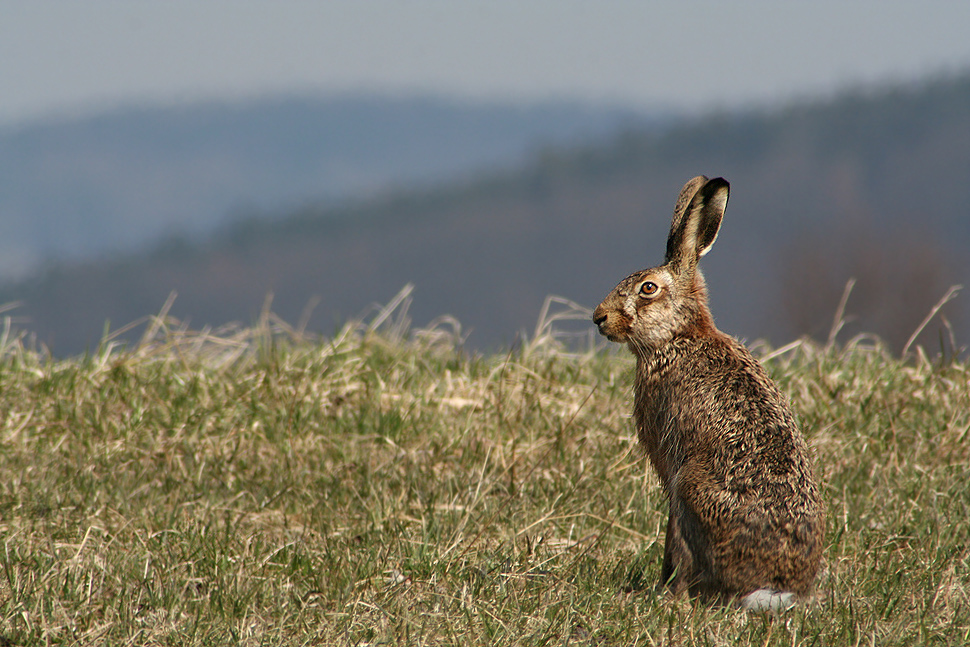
left=592, top=311, right=607, bottom=326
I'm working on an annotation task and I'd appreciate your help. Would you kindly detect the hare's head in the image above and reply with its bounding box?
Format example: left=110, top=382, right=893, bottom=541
left=592, top=176, right=729, bottom=355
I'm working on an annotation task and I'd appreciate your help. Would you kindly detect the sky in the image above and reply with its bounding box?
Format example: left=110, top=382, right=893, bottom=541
left=3, top=2, right=970, bottom=128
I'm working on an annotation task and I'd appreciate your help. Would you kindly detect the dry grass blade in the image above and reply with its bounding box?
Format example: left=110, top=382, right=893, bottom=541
left=825, top=278, right=856, bottom=352
left=525, top=295, right=599, bottom=358
left=901, top=284, right=963, bottom=357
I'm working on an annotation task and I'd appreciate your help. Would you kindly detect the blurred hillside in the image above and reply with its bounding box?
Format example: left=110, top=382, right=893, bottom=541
left=3, top=75, right=969, bottom=355
left=0, top=95, right=650, bottom=279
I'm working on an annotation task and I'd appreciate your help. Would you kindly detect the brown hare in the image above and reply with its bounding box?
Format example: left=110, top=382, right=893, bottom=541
left=592, top=176, right=824, bottom=611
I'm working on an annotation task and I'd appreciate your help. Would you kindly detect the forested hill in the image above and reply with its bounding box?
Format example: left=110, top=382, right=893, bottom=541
left=0, top=96, right=649, bottom=280
left=4, top=74, right=970, bottom=355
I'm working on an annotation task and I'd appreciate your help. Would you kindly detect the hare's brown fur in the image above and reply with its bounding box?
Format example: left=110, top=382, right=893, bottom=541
left=593, top=177, right=824, bottom=605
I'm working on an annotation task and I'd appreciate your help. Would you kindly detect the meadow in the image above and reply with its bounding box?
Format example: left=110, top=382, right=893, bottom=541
left=0, top=291, right=967, bottom=645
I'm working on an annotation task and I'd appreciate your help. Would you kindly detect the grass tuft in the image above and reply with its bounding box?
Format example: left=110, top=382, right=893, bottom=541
left=0, top=290, right=968, bottom=645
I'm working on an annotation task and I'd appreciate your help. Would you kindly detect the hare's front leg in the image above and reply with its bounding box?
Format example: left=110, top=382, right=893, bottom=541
left=659, top=506, right=694, bottom=594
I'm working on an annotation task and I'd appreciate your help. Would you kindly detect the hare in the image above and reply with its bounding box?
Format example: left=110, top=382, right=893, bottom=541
left=592, top=176, right=824, bottom=610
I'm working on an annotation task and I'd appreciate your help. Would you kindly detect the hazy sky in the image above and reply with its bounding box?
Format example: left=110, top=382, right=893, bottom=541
left=3, top=2, right=970, bottom=126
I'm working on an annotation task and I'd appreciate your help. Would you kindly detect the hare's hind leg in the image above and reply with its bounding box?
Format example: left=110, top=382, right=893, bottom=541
left=659, top=508, right=693, bottom=594
left=661, top=497, right=725, bottom=600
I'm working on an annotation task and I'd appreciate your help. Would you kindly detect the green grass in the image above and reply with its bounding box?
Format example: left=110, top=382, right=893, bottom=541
left=0, top=296, right=968, bottom=646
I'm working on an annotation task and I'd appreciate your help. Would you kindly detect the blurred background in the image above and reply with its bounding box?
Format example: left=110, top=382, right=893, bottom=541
left=1, top=1, right=968, bottom=355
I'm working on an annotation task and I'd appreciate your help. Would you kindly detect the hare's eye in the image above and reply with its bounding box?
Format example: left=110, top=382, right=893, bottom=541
left=638, top=281, right=660, bottom=298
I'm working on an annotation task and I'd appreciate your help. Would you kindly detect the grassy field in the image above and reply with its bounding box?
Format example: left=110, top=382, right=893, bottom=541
left=0, top=293, right=968, bottom=646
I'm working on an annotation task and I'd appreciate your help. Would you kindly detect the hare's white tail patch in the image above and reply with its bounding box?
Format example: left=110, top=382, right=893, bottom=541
left=740, top=589, right=795, bottom=613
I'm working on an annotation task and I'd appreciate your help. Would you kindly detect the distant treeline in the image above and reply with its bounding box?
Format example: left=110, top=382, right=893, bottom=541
left=0, top=95, right=651, bottom=280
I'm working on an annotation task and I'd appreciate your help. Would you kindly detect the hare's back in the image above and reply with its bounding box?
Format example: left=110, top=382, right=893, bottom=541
left=676, top=334, right=818, bottom=495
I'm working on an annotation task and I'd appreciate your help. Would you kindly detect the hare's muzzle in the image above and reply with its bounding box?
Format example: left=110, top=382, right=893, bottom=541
left=592, top=305, right=621, bottom=341
left=592, top=300, right=633, bottom=343
left=592, top=306, right=607, bottom=329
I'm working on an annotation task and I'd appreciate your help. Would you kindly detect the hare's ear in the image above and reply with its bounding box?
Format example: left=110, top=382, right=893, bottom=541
left=664, top=177, right=729, bottom=274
